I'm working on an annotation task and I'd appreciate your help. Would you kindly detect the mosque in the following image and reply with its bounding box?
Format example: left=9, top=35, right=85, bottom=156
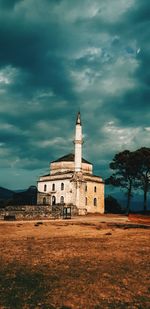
left=37, top=113, right=104, bottom=215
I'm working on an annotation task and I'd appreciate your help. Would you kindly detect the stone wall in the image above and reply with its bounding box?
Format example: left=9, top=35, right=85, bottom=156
left=0, top=205, right=52, bottom=220
left=37, top=192, right=51, bottom=205
left=0, top=204, right=78, bottom=220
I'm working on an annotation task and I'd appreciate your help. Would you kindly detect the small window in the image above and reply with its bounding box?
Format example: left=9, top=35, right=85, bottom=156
left=61, top=183, right=64, bottom=190
left=44, top=184, right=47, bottom=192
left=94, top=186, right=97, bottom=193
left=52, top=196, right=56, bottom=205
left=85, top=184, right=87, bottom=192
left=94, top=198, right=97, bottom=206
left=60, top=196, right=64, bottom=204
left=52, top=183, right=55, bottom=191
left=85, top=197, right=87, bottom=206
left=43, top=197, right=46, bottom=205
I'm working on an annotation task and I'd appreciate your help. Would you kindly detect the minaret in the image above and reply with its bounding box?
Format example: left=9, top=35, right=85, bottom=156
left=74, top=112, right=83, bottom=172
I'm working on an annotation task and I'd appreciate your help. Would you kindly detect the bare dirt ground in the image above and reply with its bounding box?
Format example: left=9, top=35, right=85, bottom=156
left=128, top=213, right=150, bottom=225
left=0, top=215, right=150, bottom=309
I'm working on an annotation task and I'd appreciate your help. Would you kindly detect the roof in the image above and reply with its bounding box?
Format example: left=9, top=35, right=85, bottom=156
left=52, top=153, right=92, bottom=165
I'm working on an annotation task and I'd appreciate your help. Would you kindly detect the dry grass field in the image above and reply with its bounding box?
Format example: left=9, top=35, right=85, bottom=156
left=0, top=215, right=150, bottom=309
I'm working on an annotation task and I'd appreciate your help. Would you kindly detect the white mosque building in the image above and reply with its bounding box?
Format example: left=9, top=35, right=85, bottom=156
left=37, top=113, right=104, bottom=215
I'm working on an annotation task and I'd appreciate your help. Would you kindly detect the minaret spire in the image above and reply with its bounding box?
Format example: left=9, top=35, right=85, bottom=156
left=74, top=111, right=83, bottom=172
left=76, top=111, right=82, bottom=125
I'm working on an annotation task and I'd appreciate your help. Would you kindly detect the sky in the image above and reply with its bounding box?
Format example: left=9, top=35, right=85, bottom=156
left=0, top=0, right=149, bottom=190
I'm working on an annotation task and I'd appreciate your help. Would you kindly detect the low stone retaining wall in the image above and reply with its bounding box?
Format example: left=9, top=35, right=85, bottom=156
left=0, top=205, right=52, bottom=220
left=0, top=204, right=78, bottom=220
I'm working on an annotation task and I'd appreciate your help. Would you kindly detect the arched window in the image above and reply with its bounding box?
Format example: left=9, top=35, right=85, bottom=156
left=43, top=197, right=46, bottom=205
left=44, top=184, right=47, bottom=192
left=94, top=186, right=97, bottom=192
left=85, top=197, right=87, bottom=206
left=52, top=183, right=55, bottom=191
left=61, top=183, right=64, bottom=190
left=52, top=196, right=56, bottom=205
left=94, top=198, right=97, bottom=206
left=60, top=196, right=64, bottom=204
left=85, top=184, right=87, bottom=192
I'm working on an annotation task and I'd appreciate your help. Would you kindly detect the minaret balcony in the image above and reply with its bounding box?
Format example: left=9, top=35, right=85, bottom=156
left=74, top=139, right=83, bottom=144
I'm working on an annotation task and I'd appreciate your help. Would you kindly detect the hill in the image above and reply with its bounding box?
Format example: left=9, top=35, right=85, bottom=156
left=0, top=186, right=37, bottom=206
left=0, top=187, right=14, bottom=200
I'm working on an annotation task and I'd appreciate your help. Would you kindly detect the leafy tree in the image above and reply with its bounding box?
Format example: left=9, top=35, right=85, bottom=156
left=106, top=150, right=139, bottom=214
left=134, top=147, right=150, bottom=212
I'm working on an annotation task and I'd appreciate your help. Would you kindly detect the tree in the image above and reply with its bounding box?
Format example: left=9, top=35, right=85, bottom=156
left=134, top=147, right=150, bottom=212
left=106, top=150, right=139, bottom=214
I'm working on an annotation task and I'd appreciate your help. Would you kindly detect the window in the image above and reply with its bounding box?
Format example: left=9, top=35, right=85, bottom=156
left=52, top=183, right=55, bottom=191
left=43, top=197, right=46, bottom=205
left=94, top=198, right=97, bottom=206
left=94, top=186, right=97, bottom=193
left=85, top=184, right=87, bottom=192
left=52, top=196, right=56, bottom=205
left=44, top=184, right=47, bottom=192
left=61, top=183, right=64, bottom=190
left=60, top=196, right=64, bottom=204
left=85, top=197, right=87, bottom=206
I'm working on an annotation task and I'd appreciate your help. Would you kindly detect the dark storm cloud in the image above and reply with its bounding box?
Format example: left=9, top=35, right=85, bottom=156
left=0, top=0, right=149, bottom=189
left=0, top=0, right=23, bottom=9
left=77, top=0, right=150, bottom=125
left=0, top=2, right=76, bottom=101
left=128, top=0, right=150, bottom=24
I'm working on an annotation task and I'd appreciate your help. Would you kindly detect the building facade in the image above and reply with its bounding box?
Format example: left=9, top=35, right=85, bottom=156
left=37, top=113, right=104, bottom=214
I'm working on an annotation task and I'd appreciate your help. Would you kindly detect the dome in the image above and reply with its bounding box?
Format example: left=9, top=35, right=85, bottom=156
left=50, top=153, right=93, bottom=175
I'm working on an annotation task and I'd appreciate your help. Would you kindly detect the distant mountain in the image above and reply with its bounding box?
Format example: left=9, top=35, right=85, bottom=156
left=14, top=189, right=27, bottom=193
left=13, top=186, right=37, bottom=205
left=0, top=187, right=14, bottom=200
left=0, top=186, right=37, bottom=206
